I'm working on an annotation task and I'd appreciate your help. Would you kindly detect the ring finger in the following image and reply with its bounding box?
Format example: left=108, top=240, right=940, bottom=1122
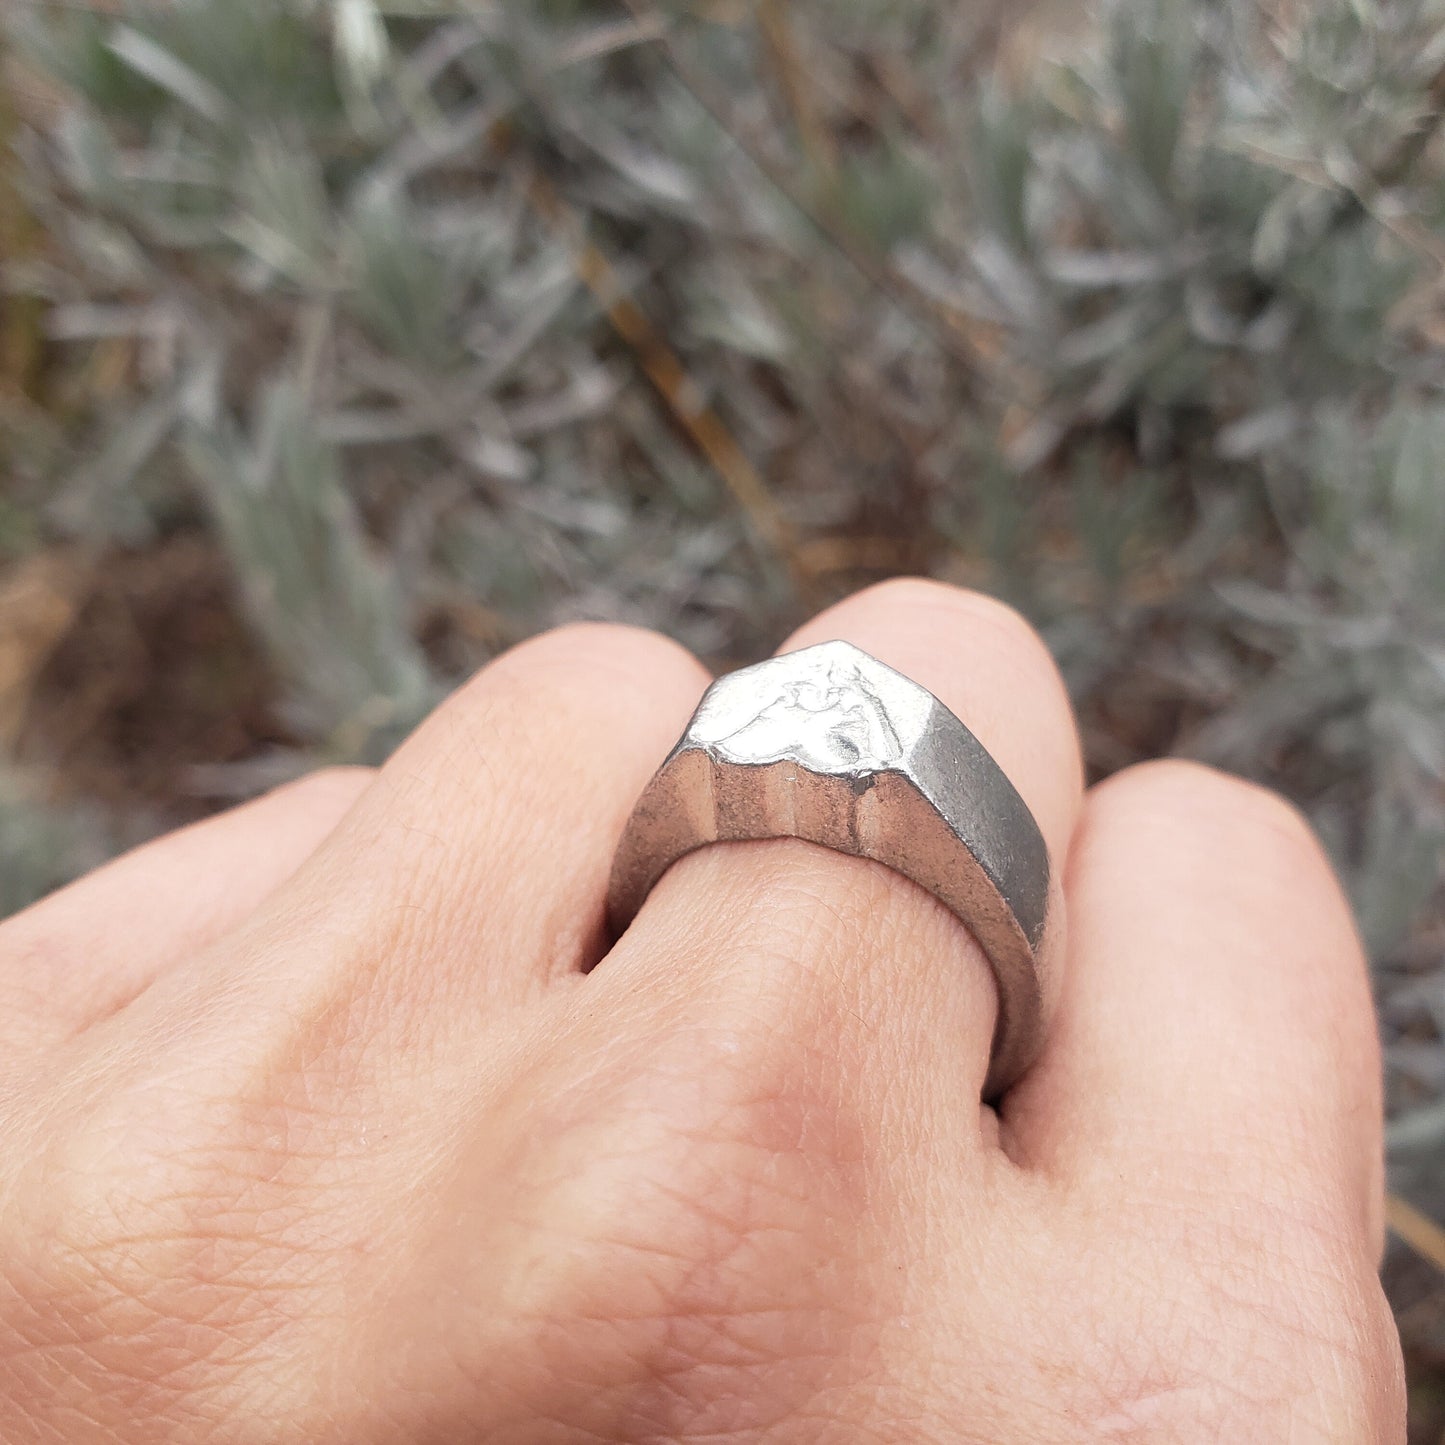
left=601, top=578, right=1085, bottom=1126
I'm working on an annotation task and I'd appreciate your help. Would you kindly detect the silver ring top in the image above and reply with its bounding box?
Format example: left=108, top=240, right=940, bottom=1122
left=607, top=640, right=1055, bottom=1098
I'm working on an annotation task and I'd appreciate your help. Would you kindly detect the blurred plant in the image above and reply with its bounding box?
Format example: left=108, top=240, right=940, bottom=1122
left=183, top=370, right=436, bottom=749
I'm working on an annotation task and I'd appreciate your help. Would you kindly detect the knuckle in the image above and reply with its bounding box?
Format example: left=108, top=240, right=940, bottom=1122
left=861, top=577, right=1051, bottom=662
left=3, top=1131, right=224, bottom=1421
left=271, top=765, right=375, bottom=811
left=252, top=767, right=376, bottom=841
left=36, top=1086, right=276, bottom=1294
left=1103, top=759, right=1334, bottom=884
left=426, top=623, right=708, bottom=753
left=0, top=1044, right=364, bottom=1433
left=497, top=620, right=705, bottom=693
left=18, top=1000, right=378, bottom=1299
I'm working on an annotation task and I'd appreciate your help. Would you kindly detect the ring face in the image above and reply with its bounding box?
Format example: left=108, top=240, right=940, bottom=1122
left=689, top=646, right=926, bottom=774
left=607, top=640, right=1055, bottom=1098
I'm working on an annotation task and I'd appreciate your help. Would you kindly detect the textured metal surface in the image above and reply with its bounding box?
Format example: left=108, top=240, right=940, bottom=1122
left=607, top=640, right=1055, bottom=1098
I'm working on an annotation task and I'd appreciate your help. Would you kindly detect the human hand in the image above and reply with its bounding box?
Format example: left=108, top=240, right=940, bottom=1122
left=0, top=580, right=1405, bottom=1442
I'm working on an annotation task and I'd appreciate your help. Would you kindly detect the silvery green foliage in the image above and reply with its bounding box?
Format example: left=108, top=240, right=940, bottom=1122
left=7, top=0, right=777, bottom=741
left=5, top=0, right=1443, bottom=1196
left=183, top=375, right=436, bottom=749
left=944, top=0, right=1435, bottom=449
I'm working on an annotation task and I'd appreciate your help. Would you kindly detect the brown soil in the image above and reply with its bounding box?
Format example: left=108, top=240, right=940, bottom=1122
left=6, top=537, right=289, bottom=820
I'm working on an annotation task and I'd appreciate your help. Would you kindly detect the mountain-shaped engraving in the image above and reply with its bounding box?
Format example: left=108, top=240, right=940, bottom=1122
left=709, top=659, right=905, bottom=771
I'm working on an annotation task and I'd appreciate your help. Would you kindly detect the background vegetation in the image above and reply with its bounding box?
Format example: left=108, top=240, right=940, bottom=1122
left=2, top=0, right=1444, bottom=1431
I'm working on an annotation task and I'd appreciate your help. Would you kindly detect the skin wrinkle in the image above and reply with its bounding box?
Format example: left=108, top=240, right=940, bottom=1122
left=0, top=595, right=1407, bottom=1444
left=502, top=1003, right=881, bottom=1438
left=641, top=842, right=997, bottom=1060
left=18, top=984, right=422, bottom=1390
left=329, top=988, right=872, bottom=1439
left=1045, top=1198, right=1390, bottom=1441
left=921, top=1148, right=1385, bottom=1440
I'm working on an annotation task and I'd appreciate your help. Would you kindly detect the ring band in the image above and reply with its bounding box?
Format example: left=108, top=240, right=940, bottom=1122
left=607, top=640, right=1055, bottom=1098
